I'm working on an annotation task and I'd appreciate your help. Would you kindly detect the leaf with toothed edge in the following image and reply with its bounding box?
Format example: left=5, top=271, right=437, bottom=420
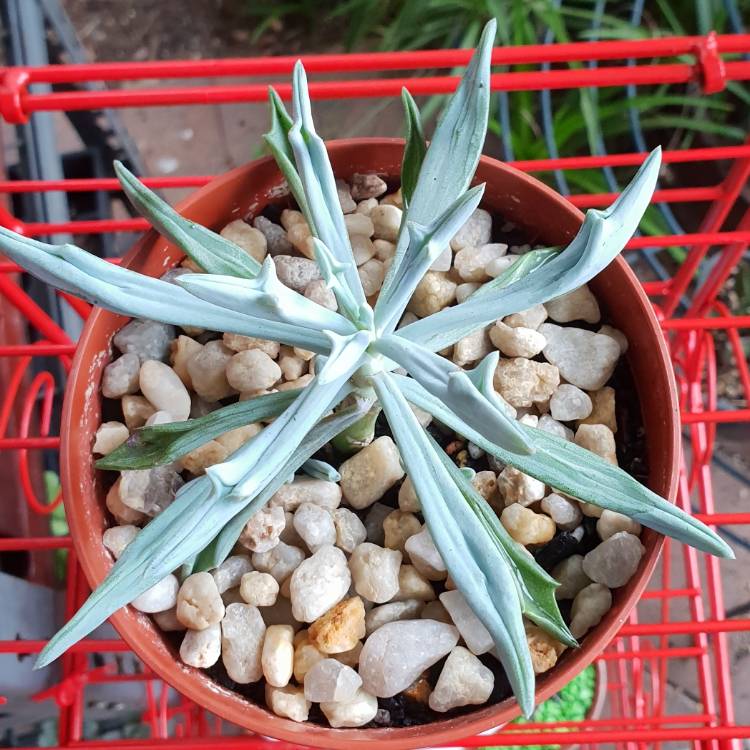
left=96, top=389, right=302, bottom=471
left=263, top=88, right=311, bottom=221
left=375, top=183, right=486, bottom=335
left=372, top=370, right=536, bottom=718
left=0, top=229, right=333, bottom=354
left=114, top=161, right=261, bottom=279
left=432, top=440, right=577, bottom=648
left=374, top=333, right=534, bottom=455
left=174, top=258, right=356, bottom=336
left=191, top=402, right=368, bottom=573
left=288, top=62, right=369, bottom=318
left=376, top=19, right=496, bottom=326
left=394, top=374, right=733, bottom=559
left=398, top=147, right=663, bottom=352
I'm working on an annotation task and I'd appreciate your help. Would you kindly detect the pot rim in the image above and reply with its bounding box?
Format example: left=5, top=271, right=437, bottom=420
left=60, top=138, right=680, bottom=749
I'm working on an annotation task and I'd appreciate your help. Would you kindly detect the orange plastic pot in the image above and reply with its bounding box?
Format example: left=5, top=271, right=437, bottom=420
left=61, top=140, right=679, bottom=749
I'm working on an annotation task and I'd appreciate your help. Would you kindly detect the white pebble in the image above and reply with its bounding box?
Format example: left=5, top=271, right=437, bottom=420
left=404, top=527, right=447, bottom=580
left=211, top=555, right=253, bottom=594
left=494, top=357, right=560, bottom=408
left=597, top=509, right=642, bottom=540
left=102, top=524, right=138, bottom=559
left=332, top=507, right=367, bottom=553
left=497, top=466, right=546, bottom=507
left=349, top=543, right=402, bottom=603
left=262, top=624, right=295, bottom=687
left=541, top=493, right=582, bottom=531
left=583, top=531, right=645, bottom=588
left=131, top=574, right=179, bottom=613
left=552, top=554, right=591, bottom=600
left=454, top=243, right=508, bottom=282
left=293, top=502, right=336, bottom=552
left=252, top=541, right=305, bottom=583
left=545, top=285, right=600, bottom=324
left=501, top=504, right=556, bottom=546
left=370, top=204, right=402, bottom=241
left=290, top=545, right=351, bottom=623
left=221, top=603, right=266, bottom=683
left=570, top=583, right=612, bottom=638
left=575, top=423, right=618, bottom=465
left=320, top=687, right=378, bottom=728
left=240, top=571, right=279, bottom=606
left=265, top=684, right=310, bottom=723
left=239, top=505, right=286, bottom=553
left=357, top=258, right=385, bottom=296
left=339, top=436, right=405, bottom=509
left=440, top=590, right=493, bottom=655
left=93, top=421, right=129, bottom=455
left=304, top=658, right=362, bottom=702
left=102, top=353, right=140, bottom=398
left=270, top=478, right=342, bottom=512
left=490, top=321, right=546, bottom=358
left=450, top=208, right=491, bottom=250
left=504, top=304, right=548, bottom=330
left=358, top=619, right=459, bottom=697
left=176, top=572, right=225, bottom=630
left=428, top=646, right=494, bottom=712
left=540, top=324, right=620, bottom=391
left=364, top=599, right=424, bottom=636
left=550, top=384, right=593, bottom=422
left=180, top=623, right=221, bottom=668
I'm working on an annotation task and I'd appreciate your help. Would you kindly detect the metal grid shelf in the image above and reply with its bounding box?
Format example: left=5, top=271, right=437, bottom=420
left=1, top=29, right=749, bottom=749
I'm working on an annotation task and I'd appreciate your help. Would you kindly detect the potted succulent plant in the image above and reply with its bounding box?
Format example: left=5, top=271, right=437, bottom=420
left=0, top=20, right=731, bottom=749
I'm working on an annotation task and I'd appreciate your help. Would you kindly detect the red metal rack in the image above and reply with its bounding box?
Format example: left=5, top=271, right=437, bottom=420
left=1, top=30, right=749, bottom=749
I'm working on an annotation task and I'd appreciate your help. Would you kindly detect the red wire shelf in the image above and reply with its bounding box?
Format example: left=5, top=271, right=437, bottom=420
left=0, top=31, right=749, bottom=749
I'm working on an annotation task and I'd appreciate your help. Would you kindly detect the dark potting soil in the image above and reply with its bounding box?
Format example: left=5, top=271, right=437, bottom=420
left=157, top=199, right=649, bottom=729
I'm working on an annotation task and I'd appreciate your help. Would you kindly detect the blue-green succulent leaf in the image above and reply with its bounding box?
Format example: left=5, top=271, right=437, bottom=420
left=311, top=238, right=363, bottom=323
left=373, top=370, right=535, bottom=717
left=374, top=333, right=533, bottom=455
left=394, top=374, right=733, bottom=559
left=288, top=62, right=369, bottom=319
left=114, top=161, right=261, bottom=279
left=433, top=443, right=576, bottom=648
left=175, top=257, right=356, bottom=336
left=264, top=87, right=311, bottom=219
left=194, top=401, right=369, bottom=571
left=399, top=148, right=662, bottom=352
left=301, top=458, right=341, bottom=483
left=376, top=184, right=485, bottom=334
left=400, top=88, right=427, bottom=207
left=209, top=329, right=368, bottom=497
left=376, top=19, right=495, bottom=321
left=0, top=229, right=334, bottom=354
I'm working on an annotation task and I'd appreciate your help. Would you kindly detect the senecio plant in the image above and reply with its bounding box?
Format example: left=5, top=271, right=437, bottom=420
left=0, top=20, right=731, bottom=717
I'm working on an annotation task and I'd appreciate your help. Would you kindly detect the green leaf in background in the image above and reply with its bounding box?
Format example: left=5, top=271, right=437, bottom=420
left=114, top=161, right=261, bottom=279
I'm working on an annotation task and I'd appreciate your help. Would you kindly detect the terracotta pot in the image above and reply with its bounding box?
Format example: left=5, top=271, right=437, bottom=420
left=61, top=139, right=679, bottom=749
